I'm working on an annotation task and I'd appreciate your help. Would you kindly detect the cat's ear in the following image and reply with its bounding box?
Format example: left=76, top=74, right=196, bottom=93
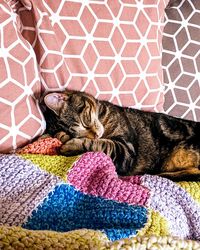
left=44, top=93, right=65, bottom=115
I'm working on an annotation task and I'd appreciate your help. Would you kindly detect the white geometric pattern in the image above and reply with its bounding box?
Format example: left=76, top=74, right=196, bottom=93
left=0, top=1, right=45, bottom=152
left=19, top=0, right=169, bottom=111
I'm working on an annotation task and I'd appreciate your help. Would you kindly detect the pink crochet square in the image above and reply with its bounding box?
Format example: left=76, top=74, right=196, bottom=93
left=68, top=152, right=150, bottom=205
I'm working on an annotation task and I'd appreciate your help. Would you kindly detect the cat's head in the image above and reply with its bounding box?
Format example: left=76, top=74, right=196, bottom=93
left=44, top=90, right=104, bottom=139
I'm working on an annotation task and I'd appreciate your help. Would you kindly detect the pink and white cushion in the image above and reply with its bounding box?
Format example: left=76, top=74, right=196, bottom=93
left=19, top=0, right=169, bottom=111
left=0, top=1, right=45, bottom=152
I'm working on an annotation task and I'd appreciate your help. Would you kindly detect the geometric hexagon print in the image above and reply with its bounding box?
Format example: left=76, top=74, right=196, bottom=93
left=19, top=0, right=170, bottom=112
left=162, top=0, right=200, bottom=121
left=0, top=1, right=45, bottom=153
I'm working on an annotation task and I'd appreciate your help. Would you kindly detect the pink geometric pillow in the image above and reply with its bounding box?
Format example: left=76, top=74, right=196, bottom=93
left=0, top=1, right=45, bottom=153
left=19, top=0, right=169, bottom=112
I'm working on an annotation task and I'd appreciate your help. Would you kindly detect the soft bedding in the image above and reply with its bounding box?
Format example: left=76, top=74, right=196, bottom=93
left=1, top=0, right=200, bottom=249
left=0, top=136, right=200, bottom=249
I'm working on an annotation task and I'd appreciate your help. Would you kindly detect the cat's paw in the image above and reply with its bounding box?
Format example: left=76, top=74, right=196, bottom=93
left=55, top=131, right=71, bottom=144
left=60, top=138, right=85, bottom=156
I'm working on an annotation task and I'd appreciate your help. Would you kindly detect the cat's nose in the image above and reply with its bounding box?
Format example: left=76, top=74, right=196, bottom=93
left=90, top=130, right=101, bottom=139
left=94, top=134, right=99, bottom=139
left=91, top=131, right=100, bottom=139
left=96, top=130, right=103, bottom=138
left=90, top=124, right=104, bottom=139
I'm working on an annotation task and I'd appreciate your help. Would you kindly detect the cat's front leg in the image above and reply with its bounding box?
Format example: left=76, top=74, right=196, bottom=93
left=60, top=137, right=135, bottom=175
left=55, top=131, right=71, bottom=144
left=60, top=138, right=116, bottom=156
left=60, top=138, right=86, bottom=156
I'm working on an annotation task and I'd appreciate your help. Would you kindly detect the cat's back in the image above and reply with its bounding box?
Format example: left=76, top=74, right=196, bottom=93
left=98, top=100, right=156, bottom=139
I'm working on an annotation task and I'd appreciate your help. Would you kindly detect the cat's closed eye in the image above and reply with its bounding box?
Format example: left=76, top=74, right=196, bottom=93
left=76, top=101, right=85, bottom=113
left=81, top=108, right=92, bottom=127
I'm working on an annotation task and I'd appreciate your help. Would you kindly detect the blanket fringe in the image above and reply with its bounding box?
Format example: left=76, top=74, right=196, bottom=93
left=0, top=226, right=199, bottom=250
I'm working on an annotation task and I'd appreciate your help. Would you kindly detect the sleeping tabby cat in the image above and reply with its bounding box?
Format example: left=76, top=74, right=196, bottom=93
left=43, top=90, right=200, bottom=181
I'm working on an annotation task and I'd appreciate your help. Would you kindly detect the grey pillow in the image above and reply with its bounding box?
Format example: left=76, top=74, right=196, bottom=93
left=162, top=0, right=200, bottom=121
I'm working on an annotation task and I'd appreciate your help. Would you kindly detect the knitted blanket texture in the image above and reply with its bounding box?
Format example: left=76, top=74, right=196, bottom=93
left=0, top=137, right=200, bottom=249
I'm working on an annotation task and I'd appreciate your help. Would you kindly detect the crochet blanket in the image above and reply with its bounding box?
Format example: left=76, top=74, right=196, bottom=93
left=0, top=137, right=200, bottom=249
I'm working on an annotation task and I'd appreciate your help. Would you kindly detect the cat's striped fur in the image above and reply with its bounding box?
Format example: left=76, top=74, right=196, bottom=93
left=43, top=90, right=200, bottom=181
